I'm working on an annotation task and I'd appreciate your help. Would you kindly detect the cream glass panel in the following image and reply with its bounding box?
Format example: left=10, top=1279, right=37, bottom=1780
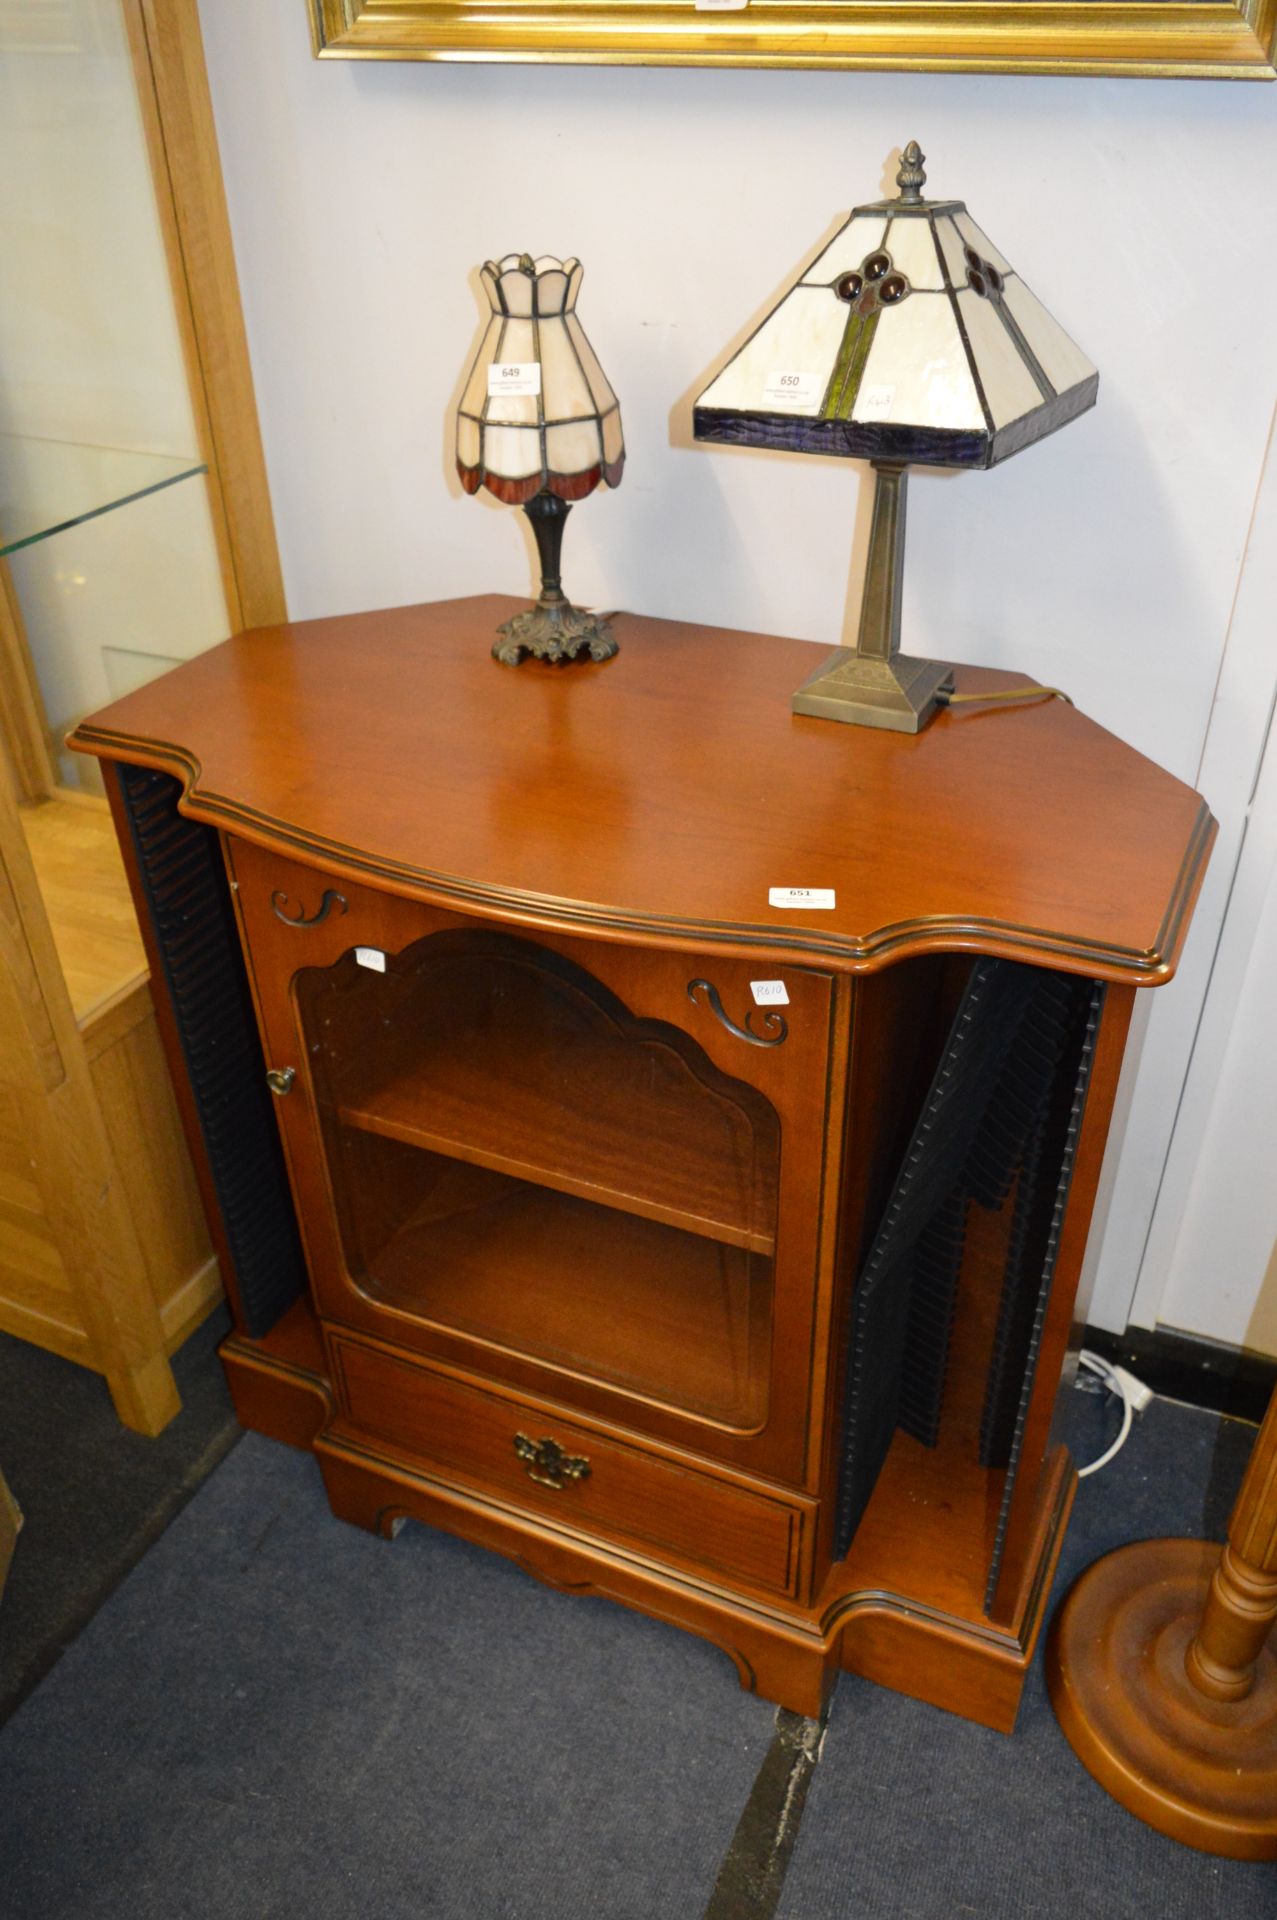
left=546, top=419, right=602, bottom=475
left=482, top=316, right=540, bottom=426
left=537, top=320, right=593, bottom=420
left=956, top=290, right=1042, bottom=428
left=854, top=295, right=984, bottom=429
left=933, top=217, right=971, bottom=290
left=700, top=288, right=844, bottom=412
left=601, top=407, right=624, bottom=466
left=800, top=216, right=887, bottom=284
left=456, top=413, right=481, bottom=467
left=954, top=214, right=1012, bottom=275
left=881, top=216, right=946, bottom=291
left=1002, top=278, right=1096, bottom=394
left=495, top=265, right=534, bottom=316
left=534, top=267, right=569, bottom=315
left=495, top=318, right=534, bottom=365
left=483, top=390, right=540, bottom=427
left=478, top=423, right=543, bottom=479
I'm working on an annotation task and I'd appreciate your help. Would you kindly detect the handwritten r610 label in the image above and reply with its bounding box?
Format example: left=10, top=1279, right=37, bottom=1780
left=857, top=382, right=897, bottom=419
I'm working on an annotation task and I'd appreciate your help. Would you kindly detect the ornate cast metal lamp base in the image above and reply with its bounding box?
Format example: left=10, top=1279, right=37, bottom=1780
left=791, top=461, right=953, bottom=735
left=493, top=598, right=617, bottom=666
left=493, top=491, right=617, bottom=667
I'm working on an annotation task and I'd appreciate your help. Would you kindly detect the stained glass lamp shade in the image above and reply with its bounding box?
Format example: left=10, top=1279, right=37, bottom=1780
left=458, top=253, right=625, bottom=665
left=694, top=143, right=1098, bottom=732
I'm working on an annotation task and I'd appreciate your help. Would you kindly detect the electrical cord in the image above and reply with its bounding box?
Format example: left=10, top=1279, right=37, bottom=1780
left=1075, top=1349, right=1153, bottom=1478
left=938, top=685, right=1074, bottom=713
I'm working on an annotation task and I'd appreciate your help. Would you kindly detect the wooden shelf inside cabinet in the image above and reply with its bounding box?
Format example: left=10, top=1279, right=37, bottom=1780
left=332, top=1073, right=776, bottom=1255
left=303, top=935, right=779, bottom=1256
left=334, top=1149, right=772, bottom=1429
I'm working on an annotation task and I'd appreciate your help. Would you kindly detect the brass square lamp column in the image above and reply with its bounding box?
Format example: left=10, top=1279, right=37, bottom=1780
left=694, top=144, right=1098, bottom=733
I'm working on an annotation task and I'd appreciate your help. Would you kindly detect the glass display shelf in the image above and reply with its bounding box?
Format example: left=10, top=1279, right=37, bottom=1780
left=0, top=433, right=207, bottom=557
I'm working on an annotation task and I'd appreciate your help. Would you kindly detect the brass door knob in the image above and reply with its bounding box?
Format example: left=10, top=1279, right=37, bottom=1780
left=266, top=1066, right=296, bottom=1096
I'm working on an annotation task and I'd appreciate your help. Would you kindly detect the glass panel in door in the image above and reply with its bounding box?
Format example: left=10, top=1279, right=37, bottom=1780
left=295, top=930, right=781, bottom=1429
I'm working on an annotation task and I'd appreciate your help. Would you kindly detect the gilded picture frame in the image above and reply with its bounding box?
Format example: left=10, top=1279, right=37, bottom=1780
left=310, top=0, right=1277, bottom=80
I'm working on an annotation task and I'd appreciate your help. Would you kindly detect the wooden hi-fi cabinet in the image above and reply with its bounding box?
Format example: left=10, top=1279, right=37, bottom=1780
left=71, top=595, right=1212, bottom=1730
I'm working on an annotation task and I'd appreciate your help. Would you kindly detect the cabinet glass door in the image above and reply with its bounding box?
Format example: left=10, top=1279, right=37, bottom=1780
left=295, top=930, right=780, bottom=1430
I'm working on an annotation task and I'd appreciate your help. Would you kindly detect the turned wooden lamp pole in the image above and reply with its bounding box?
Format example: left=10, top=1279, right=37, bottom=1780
left=1048, top=1383, right=1277, bottom=1858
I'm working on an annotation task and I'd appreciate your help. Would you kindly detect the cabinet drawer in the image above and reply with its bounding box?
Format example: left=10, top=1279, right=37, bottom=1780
left=329, top=1332, right=807, bottom=1598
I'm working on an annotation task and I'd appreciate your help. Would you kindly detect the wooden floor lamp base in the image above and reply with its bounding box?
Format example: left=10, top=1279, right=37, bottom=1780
left=1047, top=1538, right=1277, bottom=1860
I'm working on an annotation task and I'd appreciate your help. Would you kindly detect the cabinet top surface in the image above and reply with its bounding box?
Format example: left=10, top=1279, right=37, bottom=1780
left=71, top=595, right=1212, bottom=982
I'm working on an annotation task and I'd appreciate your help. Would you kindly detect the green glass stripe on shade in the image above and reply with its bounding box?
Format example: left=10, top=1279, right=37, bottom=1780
left=822, top=312, right=863, bottom=419
left=822, top=308, right=880, bottom=423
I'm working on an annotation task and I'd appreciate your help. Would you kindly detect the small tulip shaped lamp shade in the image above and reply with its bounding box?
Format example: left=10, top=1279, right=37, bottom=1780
left=457, top=254, right=625, bottom=665
left=694, top=143, right=1097, bottom=732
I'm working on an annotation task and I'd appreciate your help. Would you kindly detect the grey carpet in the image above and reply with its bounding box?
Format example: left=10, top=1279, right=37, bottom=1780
left=0, top=1431, right=775, bottom=1920
left=0, top=1306, right=239, bottom=1720
left=774, top=1393, right=1277, bottom=1919
left=1, top=1375, right=1273, bottom=1917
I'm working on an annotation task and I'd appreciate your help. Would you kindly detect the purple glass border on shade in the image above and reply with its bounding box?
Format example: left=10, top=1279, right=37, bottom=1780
left=692, top=409, right=988, bottom=467
left=692, top=373, right=1097, bottom=471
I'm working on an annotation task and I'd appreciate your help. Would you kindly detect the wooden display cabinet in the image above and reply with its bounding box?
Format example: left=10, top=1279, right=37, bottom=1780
left=70, top=595, right=1212, bottom=1727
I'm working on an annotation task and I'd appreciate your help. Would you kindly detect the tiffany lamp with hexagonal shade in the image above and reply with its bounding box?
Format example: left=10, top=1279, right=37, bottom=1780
left=694, top=143, right=1098, bottom=733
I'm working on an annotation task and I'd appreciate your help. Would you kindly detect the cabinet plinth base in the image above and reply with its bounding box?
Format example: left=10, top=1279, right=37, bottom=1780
left=1048, top=1539, right=1277, bottom=1860
left=222, top=1325, right=1068, bottom=1734
left=220, top=1305, right=332, bottom=1452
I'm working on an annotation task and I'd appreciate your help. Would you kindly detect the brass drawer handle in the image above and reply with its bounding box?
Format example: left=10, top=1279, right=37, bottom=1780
left=514, top=1432, right=590, bottom=1490
left=266, top=1066, right=296, bottom=1096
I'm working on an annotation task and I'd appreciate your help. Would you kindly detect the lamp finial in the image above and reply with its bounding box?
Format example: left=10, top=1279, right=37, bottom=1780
left=896, top=141, right=926, bottom=204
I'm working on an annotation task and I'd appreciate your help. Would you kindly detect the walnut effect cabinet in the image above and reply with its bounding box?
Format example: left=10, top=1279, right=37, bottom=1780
left=70, top=595, right=1213, bottom=1729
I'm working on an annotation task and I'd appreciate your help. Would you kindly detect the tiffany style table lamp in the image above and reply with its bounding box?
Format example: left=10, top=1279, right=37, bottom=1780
left=457, top=253, right=625, bottom=665
left=694, top=143, right=1098, bottom=732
